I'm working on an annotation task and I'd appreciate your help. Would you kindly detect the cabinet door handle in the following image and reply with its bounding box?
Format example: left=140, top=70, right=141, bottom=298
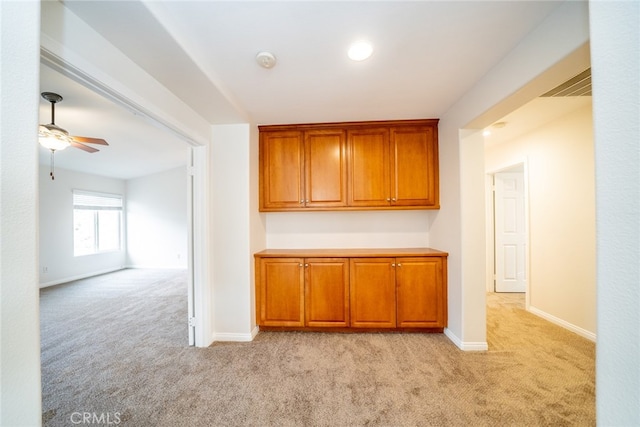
left=391, top=197, right=396, bottom=202
left=386, top=198, right=391, bottom=202
left=397, top=263, right=402, bottom=267
left=305, top=199, right=309, bottom=203
left=391, top=263, right=396, bottom=267
left=300, top=200, right=304, bottom=204
left=299, top=263, right=303, bottom=267
left=304, top=263, right=309, bottom=267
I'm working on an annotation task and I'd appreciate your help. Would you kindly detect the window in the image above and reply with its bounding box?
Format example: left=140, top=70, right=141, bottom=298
left=73, top=190, right=123, bottom=256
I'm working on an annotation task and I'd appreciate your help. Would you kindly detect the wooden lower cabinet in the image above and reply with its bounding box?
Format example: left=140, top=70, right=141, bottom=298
left=257, top=257, right=305, bottom=327
left=349, top=258, right=397, bottom=328
left=396, top=257, right=446, bottom=328
left=255, top=248, right=447, bottom=332
left=350, top=257, right=447, bottom=329
left=305, top=258, right=349, bottom=327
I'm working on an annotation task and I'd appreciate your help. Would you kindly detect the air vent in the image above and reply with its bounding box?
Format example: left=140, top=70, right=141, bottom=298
left=541, top=68, right=592, bottom=97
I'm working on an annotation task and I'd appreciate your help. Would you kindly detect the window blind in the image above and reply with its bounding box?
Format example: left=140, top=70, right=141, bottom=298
left=73, top=190, right=123, bottom=210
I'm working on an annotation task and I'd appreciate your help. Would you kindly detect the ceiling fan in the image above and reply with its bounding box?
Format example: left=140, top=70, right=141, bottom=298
left=38, top=92, right=109, bottom=180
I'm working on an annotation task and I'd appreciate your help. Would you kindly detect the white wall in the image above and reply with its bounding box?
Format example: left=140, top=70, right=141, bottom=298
left=266, top=211, right=430, bottom=248
left=39, top=166, right=127, bottom=287
left=485, top=103, right=596, bottom=338
left=126, top=166, right=188, bottom=269
left=0, top=1, right=42, bottom=425
left=590, top=1, right=640, bottom=424
left=430, top=1, right=591, bottom=350
left=210, top=124, right=257, bottom=341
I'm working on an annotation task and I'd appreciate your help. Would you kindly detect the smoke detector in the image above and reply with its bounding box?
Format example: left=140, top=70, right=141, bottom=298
left=256, top=51, right=277, bottom=69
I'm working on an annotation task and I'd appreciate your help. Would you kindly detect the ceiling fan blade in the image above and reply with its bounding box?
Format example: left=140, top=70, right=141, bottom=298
left=71, top=136, right=109, bottom=145
left=70, top=141, right=99, bottom=153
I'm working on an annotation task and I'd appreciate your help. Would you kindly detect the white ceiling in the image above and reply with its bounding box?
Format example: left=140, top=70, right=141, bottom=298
left=484, top=96, right=592, bottom=148
left=39, top=64, right=189, bottom=180
left=40, top=0, right=588, bottom=180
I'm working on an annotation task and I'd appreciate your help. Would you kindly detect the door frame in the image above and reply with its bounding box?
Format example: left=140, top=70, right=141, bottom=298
left=485, top=160, right=531, bottom=307
left=41, top=49, right=212, bottom=347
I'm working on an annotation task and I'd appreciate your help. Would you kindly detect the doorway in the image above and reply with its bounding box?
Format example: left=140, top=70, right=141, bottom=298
left=486, top=163, right=529, bottom=296
left=38, top=57, right=208, bottom=347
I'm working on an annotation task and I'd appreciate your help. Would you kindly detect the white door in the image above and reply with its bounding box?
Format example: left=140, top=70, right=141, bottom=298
left=494, top=172, right=526, bottom=292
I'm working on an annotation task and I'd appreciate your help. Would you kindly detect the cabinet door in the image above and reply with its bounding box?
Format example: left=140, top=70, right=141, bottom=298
left=258, top=258, right=305, bottom=327
left=396, top=257, right=445, bottom=328
left=305, top=258, right=349, bottom=327
left=348, top=128, right=391, bottom=207
left=391, top=126, right=439, bottom=207
left=260, top=131, right=304, bottom=210
left=350, top=258, right=396, bottom=328
left=305, top=130, right=348, bottom=208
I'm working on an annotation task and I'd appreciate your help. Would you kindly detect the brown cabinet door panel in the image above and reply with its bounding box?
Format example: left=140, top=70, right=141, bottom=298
left=396, top=257, right=444, bottom=327
left=305, top=258, right=349, bottom=327
left=260, top=131, right=304, bottom=209
left=391, top=126, right=438, bottom=206
left=259, top=258, right=305, bottom=326
left=305, top=130, right=348, bottom=207
left=348, top=128, right=391, bottom=207
left=350, top=258, right=396, bottom=328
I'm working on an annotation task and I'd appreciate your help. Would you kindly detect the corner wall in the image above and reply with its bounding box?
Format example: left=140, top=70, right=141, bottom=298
left=126, top=166, right=188, bottom=269
left=590, top=1, right=640, bottom=424
left=0, top=1, right=42, bottom=424
left=210, top=124, right=257, bottom=341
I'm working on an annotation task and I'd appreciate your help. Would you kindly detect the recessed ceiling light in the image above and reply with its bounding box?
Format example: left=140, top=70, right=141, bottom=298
left=348, top=41, right=373, bottom=61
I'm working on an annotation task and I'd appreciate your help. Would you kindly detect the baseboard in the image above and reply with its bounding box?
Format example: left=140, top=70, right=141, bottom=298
left=39, top=267, right=125, bottom=288
left=126, top=264, right=188, bottom=270
left=528, top=305, right=596, bottom=342
left=212, top=326, right=259, bottom=343
left=444, top=328, right=489, bottom=351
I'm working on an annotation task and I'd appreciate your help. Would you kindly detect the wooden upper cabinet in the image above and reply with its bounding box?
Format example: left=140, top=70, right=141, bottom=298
left=260, top=131, right=304, bottom=210
left=391, top=126, right=439, bottom=207
left=259, top=119, right=439, bottom=211
left=347, top=128, right=391, bottom=207
left=305, top=129, right=348, bottom=208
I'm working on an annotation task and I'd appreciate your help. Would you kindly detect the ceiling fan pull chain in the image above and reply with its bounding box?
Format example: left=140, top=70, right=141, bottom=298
left=50, top=150, right=55, bottom=180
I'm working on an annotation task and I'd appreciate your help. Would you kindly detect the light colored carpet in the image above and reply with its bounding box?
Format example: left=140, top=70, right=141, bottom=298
left=40, top=269, right=595, bottom=426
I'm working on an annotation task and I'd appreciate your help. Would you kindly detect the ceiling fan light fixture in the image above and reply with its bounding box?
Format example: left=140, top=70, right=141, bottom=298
left=38, top=124, right=72, bottom=151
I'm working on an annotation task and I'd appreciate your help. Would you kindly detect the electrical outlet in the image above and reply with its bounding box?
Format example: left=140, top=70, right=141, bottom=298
left=42, top=266, right=48, bottom=274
